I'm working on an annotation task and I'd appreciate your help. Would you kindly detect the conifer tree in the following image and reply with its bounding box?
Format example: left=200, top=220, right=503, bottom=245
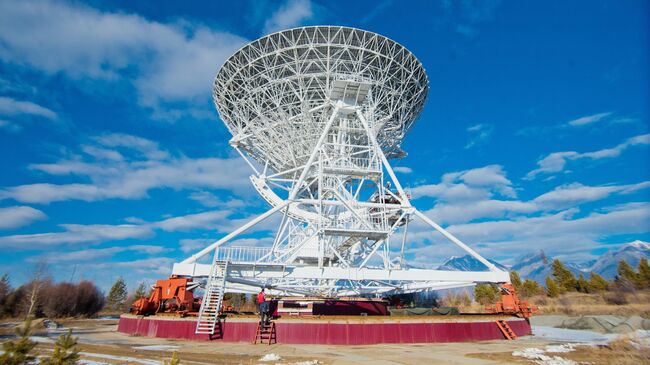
left=638, top=258, right=650, bottom=289
left=576, top=274, right=591, bottom=293
left=134, top=282, right=148, bottom=300
left=107, top=277, right=127, bottom=311
left=509, top=271, right=522, bottom=292
left=616, top=260, right=641, bottom=288
left=0, top=318, right=37, bottom=365
left=551, top=259, right=577, bottom=292
left=40, top=328, right=80, bottom=365
left=545, top=276, right=560, bottom=298
left=588, top=272, right=609, bottom=292
left=165, top=351, right=181, bottom=365
left=520, top=279, right=542, bottom=297
left=474, top=284, right=499, bottom=305
left=0, top=273, right=10, bottom=311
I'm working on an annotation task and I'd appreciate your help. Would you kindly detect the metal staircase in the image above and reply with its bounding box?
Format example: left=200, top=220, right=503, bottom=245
left=195, top=259, right=228, bottom=335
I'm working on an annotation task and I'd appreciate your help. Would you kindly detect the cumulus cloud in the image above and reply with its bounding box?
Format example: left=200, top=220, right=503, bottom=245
left=0, top=205, right=277, bottom=249
left=526, top=133, right=650, bottom=179
left=0, top=96, right=57, bottom=120
left=0, top=0, right=248, bottom=118
left=412, top=164, right=515, bottom=201
left=31, top=245, right=167, bottom=263
left=263, top=0, right=314, bottom=34
left=0, top=206, right=47, bottom=229
left=410, top=163, right=649, bottom=227
left=566, top=112, right=612, bottom=127
left=0, top=133, right=252, bottom=204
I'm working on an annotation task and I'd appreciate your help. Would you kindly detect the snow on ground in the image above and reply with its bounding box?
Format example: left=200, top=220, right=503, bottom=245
left=512, top=347, right=577, bottom=365
left=531, top=325, right=615, bottom=344
left=259, top=353, right=282, bottom=361
left=80, top=352, right=162, bottom=365
left=29, top=336, right=54, bottom=343
left=132, top=345, right=180, bottom=351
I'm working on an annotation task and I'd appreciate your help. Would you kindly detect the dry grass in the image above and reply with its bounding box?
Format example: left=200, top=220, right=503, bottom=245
left=531, top=290, right=650, bottom=317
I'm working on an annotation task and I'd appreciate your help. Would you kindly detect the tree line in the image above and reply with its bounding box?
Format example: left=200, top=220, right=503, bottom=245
left=474, top=257, right=650, bottom=304
left=0, top=264, right=151, bottom=319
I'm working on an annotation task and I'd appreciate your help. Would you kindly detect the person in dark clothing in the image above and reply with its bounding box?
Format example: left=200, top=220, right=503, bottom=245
left=257, top=288, right=269, bottom=324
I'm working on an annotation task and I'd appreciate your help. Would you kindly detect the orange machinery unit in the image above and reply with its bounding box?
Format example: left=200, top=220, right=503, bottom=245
left=131, top=276, right=201, bottom=316
left=486, top=283, right=538, bottom=318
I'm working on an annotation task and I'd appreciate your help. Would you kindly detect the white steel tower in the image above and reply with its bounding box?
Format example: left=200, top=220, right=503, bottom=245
left=173, top=26, right=508, bottom=305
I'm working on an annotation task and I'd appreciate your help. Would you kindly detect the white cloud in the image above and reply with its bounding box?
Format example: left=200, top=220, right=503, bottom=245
left=0, top=223, right=154, bottom=249
left=0, top=0, right=248, bottom=118
left=412, top=164, right=515, bottom=201
left=465, top=123, right=493, bottom=149
left=31, top=244, right=167, bottom=263
left=566, top=112, right=612, bottom=127
left=393, top=166, right=412, bottom=174
left=189, top=191, right=245, bottom=208
left=0, top=96, right=57, bottom=120
left=0, top=133, right=251, bottom=204
left=0, top=206, right=47, bottom=229
left=179, top=238, right=213, bottom=253
left=526, top=133, right=650, bottom=179
left=533, top=182, right=650, bottom=210
left=156, top=210, right=231, bottom=232
left=263, top=0, right=314, bottom=34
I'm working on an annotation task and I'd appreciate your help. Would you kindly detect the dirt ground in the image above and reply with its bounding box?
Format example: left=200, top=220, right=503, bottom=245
left=2, top=317, right=647, bottom=364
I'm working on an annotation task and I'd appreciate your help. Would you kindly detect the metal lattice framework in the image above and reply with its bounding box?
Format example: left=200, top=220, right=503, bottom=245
left=173, top=26, right=508, bottom=297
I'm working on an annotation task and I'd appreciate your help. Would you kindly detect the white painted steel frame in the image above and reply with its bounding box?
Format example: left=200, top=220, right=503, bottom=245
left=175, top=26, right=508, bottom=297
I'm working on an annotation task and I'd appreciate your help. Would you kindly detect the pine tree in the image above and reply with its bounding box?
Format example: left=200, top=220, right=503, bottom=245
left=134, top=282, right=148, bottom=300
left=638, top=258, right=650, bottom=289
left=164, top=351, right=181, bottom=365
left=576, top=274, right=591, bottom=293
left=551, top=259, right=577, bottom=292
left=616, top=260, right=641, bottom=289
left=40, top=328, right=79, bottom=365
left=107, top=277, right=127, bottom=311
left=474, top=284, right=499, bottom=305
left=0, top=273, right=10, bottom=312
left=588, top=272, right=609, bottom=292
left=509, top=271, right=522, bottom=292
left=520, top=279, right=542, bottom=298
left=0, top=318, right=37, bottom=365
left=545, top=276, right=560, bottom=298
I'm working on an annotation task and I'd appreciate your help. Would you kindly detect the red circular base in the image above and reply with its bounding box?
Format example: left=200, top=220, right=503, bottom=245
left=117, top=315, right=531, bottom=344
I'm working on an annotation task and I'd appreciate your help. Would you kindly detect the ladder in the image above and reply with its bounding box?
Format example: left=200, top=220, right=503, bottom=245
left=495, top=319, right=517, bottom=340
left=253, top=321, right=277, bottom=345
left=195, top=260, right=228, bottom=334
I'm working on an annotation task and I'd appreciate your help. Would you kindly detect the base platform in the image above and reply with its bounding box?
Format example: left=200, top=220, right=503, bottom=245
left=117, top=314, right=532, bottom=344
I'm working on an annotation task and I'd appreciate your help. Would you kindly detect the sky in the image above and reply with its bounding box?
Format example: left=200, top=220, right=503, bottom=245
left=0, top=0, right=648, bottom=291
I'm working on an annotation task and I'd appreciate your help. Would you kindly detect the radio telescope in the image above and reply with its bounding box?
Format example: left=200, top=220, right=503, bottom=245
left=172, top=26, right=508, bottom=332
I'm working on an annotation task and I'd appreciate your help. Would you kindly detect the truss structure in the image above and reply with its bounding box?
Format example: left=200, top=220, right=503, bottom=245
left=173, top=26, right=508, bottom=297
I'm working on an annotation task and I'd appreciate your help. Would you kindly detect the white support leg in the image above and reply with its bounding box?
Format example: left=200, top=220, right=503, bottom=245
left=413, top=209, right=501, bottom=272
left=181, top=201, right=289, bottom=264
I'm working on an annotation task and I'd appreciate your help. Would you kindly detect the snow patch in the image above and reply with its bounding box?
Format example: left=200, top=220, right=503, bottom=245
left=133, top=345, right=180, bottom=351
left=532, top=325, right=615, bottom=344
left=80, top=352, right=162, bottom=365
left=259, top=353, right=282, bottom=362
left=512, top=348, right=577, bottom=365
left=30, top=336, right=54, bottom=343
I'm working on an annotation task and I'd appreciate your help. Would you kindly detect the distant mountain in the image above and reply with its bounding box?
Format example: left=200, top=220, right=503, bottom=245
left=509, top=250, right=583, bottom=284
left=436, top=254, right=508, bottom=272
left=589, top=240, right=650, bottom=279
left=436, top=240, right=649, bottom=284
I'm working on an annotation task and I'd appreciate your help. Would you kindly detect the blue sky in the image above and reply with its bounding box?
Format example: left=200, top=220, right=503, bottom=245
left=0, top=0, right=648, bottom=291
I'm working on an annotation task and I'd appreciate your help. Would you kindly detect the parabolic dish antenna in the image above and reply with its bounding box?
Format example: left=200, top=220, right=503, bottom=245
left=173, top=26, right=509, bottom=334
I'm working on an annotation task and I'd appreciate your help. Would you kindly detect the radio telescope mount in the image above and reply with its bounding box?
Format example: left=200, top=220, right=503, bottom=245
left=172, top=26, right=508, bottom=331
